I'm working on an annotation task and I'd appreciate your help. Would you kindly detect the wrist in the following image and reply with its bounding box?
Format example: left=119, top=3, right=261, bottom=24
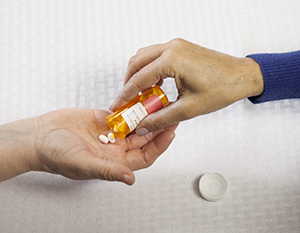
left=243, top=57, right=264, bottom=98
left=0, top=117, right=39, bottom=181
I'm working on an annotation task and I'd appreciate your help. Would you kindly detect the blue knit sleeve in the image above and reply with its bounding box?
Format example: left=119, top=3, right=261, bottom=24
left=246, top=51, right=300, bottom=104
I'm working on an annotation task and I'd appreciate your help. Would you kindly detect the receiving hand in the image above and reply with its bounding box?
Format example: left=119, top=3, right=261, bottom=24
left=0, top=108, right=177, bottom=185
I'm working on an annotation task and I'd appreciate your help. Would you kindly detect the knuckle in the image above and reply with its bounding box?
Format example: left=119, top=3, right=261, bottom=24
left=100, top=165, right=116, bottom=182
left=140, top=149, right=151, bottom=168
left=169, top=38, right=186, bottom=47
left=127, top=77, right=142, bottom=92
left=159, top=52, right=176, bottom=78
left=161, top=43, right=180, bottom=63
left=162, top=48, right=176, bottom=60
left=124, top=136, right=135, bottom=151
left=136, top=47, right=145, bottom=55
left=127, top=55, right=136, bottom=67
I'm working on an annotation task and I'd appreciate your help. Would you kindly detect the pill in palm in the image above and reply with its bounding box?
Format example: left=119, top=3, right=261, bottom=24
left=108, top=132, right=116, bottom=143
left=98, top=134, right=109, bottom=144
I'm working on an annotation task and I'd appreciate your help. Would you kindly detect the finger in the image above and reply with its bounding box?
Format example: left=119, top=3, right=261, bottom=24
left=92, top=109, right=110, bottom=131
left=156, top=78, right=164, bottom=87
left=135, top=96, right=199, bottom=135
left=110, top=55, right=173, bottom=111
left=124, top=44, right=164, bottom=85
left=126, top=129, right=176, bottom=171
left=123, top=122, right=179, bottom=151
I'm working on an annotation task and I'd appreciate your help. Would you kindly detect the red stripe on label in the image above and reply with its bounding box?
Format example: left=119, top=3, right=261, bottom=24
left=143, top=94, right=163, bottom=114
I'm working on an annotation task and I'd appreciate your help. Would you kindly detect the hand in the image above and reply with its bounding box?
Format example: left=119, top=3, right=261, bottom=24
left=0, top=108, right=177, bottom=185
left=110, top=38, right=264, bottom=135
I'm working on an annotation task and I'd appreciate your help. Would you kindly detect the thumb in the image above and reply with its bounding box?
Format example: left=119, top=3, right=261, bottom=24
left=72, top=155, right=136, bottom=185
left=135, top=100, right=192, bottom=136
left=92, top=159, right=136, bottom=185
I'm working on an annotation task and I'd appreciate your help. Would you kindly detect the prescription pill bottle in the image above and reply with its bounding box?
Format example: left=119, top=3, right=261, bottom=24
left=106, top=85, right=169, bottom=139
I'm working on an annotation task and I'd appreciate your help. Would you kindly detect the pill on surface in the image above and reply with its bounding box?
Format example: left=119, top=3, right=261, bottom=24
left=98, top=134, right=109, bottom=144
left=108, top=132, right=116, bottom=143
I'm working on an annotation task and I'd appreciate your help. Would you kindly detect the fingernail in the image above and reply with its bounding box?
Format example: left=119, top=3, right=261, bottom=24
left=109, top=103, right=115, bottom=111
left=136, top=127, right=149, bottom=136
left=121, top=174, right=132, bottom=185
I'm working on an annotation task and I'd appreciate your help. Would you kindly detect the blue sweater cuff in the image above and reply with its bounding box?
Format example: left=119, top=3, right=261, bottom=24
left=246, top=51, right=300, bottom=104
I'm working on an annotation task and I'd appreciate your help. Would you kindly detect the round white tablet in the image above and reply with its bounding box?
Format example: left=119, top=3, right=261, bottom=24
left=199, top=172, right=227, bottom=202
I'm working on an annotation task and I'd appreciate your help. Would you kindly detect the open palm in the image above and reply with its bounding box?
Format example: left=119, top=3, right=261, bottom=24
left=34, top=108, right=177, bottom=185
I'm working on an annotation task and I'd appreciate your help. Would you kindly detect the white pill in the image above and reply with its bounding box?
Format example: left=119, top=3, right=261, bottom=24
left=98, top=134, right=109, bottom=144
left=108, top=132, right=116, bottom=143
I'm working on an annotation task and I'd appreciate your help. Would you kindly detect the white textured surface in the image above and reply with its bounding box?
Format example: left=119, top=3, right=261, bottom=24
left=1, top=0, right=300, bottom=232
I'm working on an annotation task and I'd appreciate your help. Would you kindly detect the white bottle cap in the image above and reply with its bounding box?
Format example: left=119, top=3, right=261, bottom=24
left=199, top=172, right=227, bottom=202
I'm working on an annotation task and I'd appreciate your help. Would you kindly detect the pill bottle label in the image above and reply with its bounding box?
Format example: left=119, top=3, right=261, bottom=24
left=143, top=94, right=164, bottom=114
left=122, top=102, right=148, bottom=131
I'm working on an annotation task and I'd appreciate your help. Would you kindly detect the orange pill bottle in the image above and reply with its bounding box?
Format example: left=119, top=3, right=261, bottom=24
left=106, top=85, right=169, bottom=139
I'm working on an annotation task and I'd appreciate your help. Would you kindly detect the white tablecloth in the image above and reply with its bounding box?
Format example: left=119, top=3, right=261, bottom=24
left=1, top=0, right=300, bottom=232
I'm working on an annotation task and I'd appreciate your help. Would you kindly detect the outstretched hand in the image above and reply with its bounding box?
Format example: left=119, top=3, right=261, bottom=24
left=0, top=108, right=177, bottom=185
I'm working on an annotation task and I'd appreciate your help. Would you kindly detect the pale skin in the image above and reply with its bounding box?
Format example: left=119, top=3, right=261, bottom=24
left=110, top=38, right=265, bottom=136
left=0, top=108, right=178, bottom=185
left=0, top=38, right=264, bottom=185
